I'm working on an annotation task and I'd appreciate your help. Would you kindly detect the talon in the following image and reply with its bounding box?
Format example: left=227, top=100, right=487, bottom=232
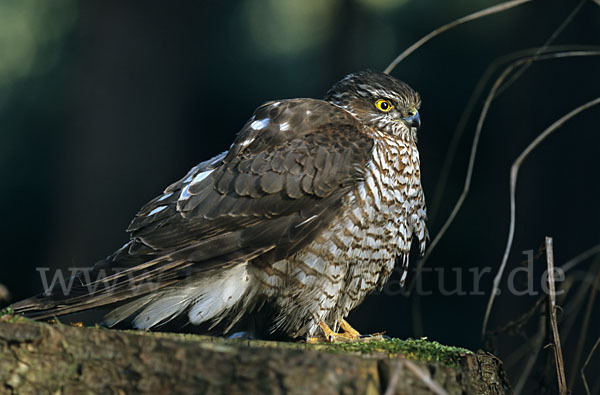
left=340, top=319, right=361, bottom=338
left=311, top=320, right=383, bottom=343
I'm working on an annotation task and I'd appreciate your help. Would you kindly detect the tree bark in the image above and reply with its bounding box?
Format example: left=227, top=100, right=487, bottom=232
left=0, top=316, right=510, bottom=394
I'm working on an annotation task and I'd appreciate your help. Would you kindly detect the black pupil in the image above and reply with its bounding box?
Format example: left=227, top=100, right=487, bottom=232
left=380, top=101, right=388, bottom=110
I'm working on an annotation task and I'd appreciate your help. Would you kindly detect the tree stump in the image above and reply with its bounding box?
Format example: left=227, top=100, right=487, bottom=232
left=0, top=315, right=510, bottom=394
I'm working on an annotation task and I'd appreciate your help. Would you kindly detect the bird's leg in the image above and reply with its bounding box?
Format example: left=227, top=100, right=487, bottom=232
left=339, top=319, right=361, bottom=338
left=307, top=319, right=383, bottom=343
left=307, top=321, right=345, bottom=343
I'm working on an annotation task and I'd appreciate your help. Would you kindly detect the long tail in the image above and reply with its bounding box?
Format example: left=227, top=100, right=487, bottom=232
left=11, top=261, right=256, bottom=332
left=9, top=253, right=176, bottom=320
left=104, top=263, right=255, bottom=330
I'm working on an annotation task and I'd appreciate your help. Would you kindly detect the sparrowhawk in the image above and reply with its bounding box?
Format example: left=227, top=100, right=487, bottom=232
left=12, top=70, right=428, bottom=341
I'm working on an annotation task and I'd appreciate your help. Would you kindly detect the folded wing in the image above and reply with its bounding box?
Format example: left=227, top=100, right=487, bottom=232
left=12, top=98, right=375, bottom=320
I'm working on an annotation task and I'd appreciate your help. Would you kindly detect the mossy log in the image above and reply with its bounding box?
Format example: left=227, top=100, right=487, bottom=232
left=0, top=315, right=510, bottom=394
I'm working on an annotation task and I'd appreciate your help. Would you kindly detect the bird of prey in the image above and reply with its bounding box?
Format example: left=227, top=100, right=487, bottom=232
left=12, top=70, right=427, bottom=342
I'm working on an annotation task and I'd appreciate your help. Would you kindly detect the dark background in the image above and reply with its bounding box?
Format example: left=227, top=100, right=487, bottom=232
left=1, top=0, right=599, bottom=391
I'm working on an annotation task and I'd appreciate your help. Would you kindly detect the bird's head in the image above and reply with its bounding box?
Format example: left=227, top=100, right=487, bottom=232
left=324, top=70, right=421, bottom=140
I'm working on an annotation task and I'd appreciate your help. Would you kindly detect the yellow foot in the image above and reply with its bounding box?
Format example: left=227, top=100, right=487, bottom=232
left=306, top=320, right=385, bottom=343
left=340, top=319, right=361, bottom=338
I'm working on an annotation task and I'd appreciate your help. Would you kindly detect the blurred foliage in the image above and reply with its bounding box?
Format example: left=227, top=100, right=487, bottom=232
left=239, top=0, right=415, bottom=58
left=0, top=0, right=76, bottom=108
left=354, top=0, right=411, bottom=13
left=242, top=0, right=342, bottom=57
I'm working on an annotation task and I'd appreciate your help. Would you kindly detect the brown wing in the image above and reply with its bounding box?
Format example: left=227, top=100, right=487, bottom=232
left=13, top=98, right=374, bottom=318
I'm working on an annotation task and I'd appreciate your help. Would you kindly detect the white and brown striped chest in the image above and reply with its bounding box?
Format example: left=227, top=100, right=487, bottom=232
left=327, top=132, right=427, bottom=312
left=254, top=131, right=427, bottom=336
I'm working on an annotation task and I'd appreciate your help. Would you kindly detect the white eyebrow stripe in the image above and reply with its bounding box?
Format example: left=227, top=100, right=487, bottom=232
left=374, top=89, right=390, bottom=97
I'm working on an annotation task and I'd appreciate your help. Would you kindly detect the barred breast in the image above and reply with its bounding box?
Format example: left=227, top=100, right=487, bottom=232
left=251, top=131, right=427, bottom=338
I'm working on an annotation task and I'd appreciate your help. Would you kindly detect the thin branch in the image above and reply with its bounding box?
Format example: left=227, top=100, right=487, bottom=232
left=482, top=92, right=600, bottom=335
left=514, top=314, right=546, bottom=395
left=429, top=0, right=591, bottom=221
left=428, top=44, right=598, bottom=224
left=545, top=237, right=568, bottom=395
left=488, top=294, right=546, bottom=340
left=490, top=294, right=546, bottom=370
left=383, top=360, right=404, bottom=395
left=561, top=243, right=600, bottom=273
left=408, top=50, right=600, bottom=295
left=569, top=268, right=600, bottom=391
left=559, top=262, right=599, bottom=340
left=581, top=336, right=600, bottom=395
left=494, top=0, right=586, bottom=96
left=404, top=360, right=448, bottom=395
left=383, top=0, right=533, bottom=74
left=383, top=359, right=448, bottom=395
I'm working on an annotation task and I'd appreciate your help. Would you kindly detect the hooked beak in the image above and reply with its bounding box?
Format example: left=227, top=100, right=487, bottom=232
left=404, top=111, right=420, bottom=130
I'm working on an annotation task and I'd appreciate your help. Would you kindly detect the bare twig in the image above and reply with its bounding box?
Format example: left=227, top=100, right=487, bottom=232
left=428, top=0, right=592, bottom=222
left=561, top=243, right=600, bottom=273
left=545, top=237, right=567, bottom=395
left=490, top=294, right=546, bottom=371
left=481, top=90, right=600, bottom=334
left=383, top=360, right=404, bottom=395
left=383, top=359, right=448, bottom=395
left=383, top=0, right=533, bottom=74
left=494, top=0, right=586, bottom=96
left=488, top=294, right=546, bottom=341
left=428, top=44, right=599, bottom=224
left=409, top=50, right=600, bottom=296
left=514, top=314, right=546, bottom=395
left=404, top=360, right=448, bottom=395
left=581, top=336, right=600, bottom=395
left=569, top=269, right=600, bottom=391
left=559, top=262, right=599, bottom=340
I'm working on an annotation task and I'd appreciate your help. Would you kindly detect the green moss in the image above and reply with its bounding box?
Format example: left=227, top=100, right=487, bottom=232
left=121, top=329, right=470, bottom=366
left=0, top=306, right=14, bottom=318
left=1, top=317, right=470, bottom=367
left=310, top=337, right=472, bottom=366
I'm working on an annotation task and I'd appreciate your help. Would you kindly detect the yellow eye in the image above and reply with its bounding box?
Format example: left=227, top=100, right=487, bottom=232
left=375, top=99, right=393, bottom=112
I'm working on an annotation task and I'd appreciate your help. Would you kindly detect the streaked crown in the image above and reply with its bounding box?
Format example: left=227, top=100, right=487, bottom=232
left=324, top=70, right=421, bottom=138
